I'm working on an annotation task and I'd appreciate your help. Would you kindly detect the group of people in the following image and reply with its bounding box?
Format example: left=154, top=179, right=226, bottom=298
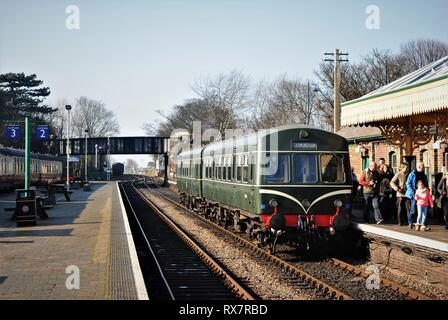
left=355, top=158, right=448, bottom=231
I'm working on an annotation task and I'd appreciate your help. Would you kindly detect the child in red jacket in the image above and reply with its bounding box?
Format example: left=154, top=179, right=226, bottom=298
left=414, top=180, right=433, bottom=231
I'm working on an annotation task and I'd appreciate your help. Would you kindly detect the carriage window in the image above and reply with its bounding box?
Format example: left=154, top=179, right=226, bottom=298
left=227, top=157, right=232, bottom=181
left=236, top=156, right=243, bottom=182
left=293, top=154, right=318, bottom=183
left=242, top=155, right=249, bottom=183
left=321, top=153, right=346, bottom=183
left=262, top=154, right=290, bottom=184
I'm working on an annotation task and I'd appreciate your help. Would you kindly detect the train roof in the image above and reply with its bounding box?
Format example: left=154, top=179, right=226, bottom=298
left=0, top=146, right=60, bottom=161
left=178, top=125, right=346, bottom=159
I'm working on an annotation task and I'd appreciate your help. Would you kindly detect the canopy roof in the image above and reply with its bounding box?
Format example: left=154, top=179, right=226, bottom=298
left=341, top=56, right=448, bottom=126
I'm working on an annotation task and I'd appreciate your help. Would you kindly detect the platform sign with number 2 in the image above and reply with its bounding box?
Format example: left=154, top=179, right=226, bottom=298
left=6, top=126, right=21, bottom=140
left=35, top=125, right=49, bottom=140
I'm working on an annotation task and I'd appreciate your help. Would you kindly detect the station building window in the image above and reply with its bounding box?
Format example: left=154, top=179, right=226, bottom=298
left=389, top=151, right=397, bottom=174
left=421, top=149, right=430, bottom=178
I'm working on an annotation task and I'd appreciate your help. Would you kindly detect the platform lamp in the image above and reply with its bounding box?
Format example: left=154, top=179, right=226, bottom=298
left=84, top=129, right=89, bottom=182
left=65, top=105, right=72, bottom=190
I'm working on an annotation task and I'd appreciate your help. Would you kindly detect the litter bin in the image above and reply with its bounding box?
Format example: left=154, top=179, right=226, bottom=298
left=15, top=189, right=37, bottom=227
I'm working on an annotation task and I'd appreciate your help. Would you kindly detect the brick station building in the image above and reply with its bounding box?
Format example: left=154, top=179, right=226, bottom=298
left=338, top=56, right=448, bottom=190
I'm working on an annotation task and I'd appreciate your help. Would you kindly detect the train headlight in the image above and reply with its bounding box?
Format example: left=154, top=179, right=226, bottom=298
left=302, top=199, right=311, bottom=208
left=333, top=199, right=343, bottom=208
left=21, top=205, right=30, bottom=213
left=268, top=199, right=278, bottom=208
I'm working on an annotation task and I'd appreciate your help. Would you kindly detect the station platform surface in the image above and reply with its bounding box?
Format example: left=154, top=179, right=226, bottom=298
left=351, top=209, right=448, bottom=253
left=0, top=182, right=147, bottom=300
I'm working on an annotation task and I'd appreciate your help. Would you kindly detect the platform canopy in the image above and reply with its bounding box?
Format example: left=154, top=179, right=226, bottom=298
left=341, top=56, right=448, bottom=157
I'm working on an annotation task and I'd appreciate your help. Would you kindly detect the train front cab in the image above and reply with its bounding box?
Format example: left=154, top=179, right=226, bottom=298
left=252, top=127, right=353, bottom=245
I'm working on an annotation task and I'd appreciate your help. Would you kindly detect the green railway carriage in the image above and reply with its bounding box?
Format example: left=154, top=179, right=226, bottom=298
left=176, top=125, right=353, bottom=250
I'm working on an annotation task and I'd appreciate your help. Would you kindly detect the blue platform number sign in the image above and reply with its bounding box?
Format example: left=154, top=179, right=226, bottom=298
left=36, top=125, right=49, bottom=140
left=6, top=125, right=21, bottom=140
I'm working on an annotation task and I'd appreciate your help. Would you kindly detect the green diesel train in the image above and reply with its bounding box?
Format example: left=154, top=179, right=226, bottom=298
left=176, top=125, right=352, bottom=251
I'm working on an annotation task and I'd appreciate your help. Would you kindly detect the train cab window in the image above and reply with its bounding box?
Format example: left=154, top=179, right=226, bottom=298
left=293, top=154, right=318, bottom=184
left=321, top=153, right=346, bottom=184
left=262, top=154, right=290, bottom=184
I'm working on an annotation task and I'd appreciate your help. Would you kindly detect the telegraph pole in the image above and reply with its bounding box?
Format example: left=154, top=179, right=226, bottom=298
left=324, top=49, right=348, bottom=133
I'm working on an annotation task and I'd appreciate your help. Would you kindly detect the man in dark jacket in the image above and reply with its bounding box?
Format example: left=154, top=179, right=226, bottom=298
left=437, top=171, right=448, bottom=230
left=359, top=161, right=383, bottom=224
left=405, top=162, right=429, bottom=229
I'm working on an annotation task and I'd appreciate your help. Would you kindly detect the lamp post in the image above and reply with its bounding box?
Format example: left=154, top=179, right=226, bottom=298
left=107, top=136, right=111, bottom=181
left=95, top=144, right=98, bottom=169
left=306, top=81, right=319, bottom=126
left=65, top=105, right=72, bottom=190
left=84, top=129, right=89, bottom=181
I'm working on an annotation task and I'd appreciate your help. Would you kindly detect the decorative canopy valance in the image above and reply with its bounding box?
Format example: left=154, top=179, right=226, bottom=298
left=341, top=56, right=448, bottom=127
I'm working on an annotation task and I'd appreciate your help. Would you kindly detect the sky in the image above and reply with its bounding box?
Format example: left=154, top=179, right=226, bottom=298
left=1, top=0, right=447, bottom=164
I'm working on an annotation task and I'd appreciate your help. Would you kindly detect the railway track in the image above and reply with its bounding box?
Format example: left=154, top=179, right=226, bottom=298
left=141, top=178, right=432, bottom=300
left=119, top=180, right=255, bottom=300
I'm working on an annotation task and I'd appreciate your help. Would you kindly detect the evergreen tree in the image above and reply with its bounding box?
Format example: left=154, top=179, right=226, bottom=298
left=0, top=73, right=55, bottom=152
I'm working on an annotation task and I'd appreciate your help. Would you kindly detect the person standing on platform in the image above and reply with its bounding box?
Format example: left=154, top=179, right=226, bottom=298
left=359, top=161, right=383, bottom=224
left=405, top=162, right=429, bottom=229
left=414, top=180, right=433, bottom=231
left=437, top=171, right=448, bottom=230
left=390, top=163, right=409, bottom=226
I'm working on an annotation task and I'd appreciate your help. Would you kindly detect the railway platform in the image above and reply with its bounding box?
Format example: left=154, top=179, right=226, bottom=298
left=0, top=182, right=147, bottom=300
left=351, top=209, right=448, bottom=288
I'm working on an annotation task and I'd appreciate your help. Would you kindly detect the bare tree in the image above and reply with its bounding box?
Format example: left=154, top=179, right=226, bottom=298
left=399, top=38, right=448, bottom=71
left=45, top=98, right=73, bottom=139
left=192, top=69, right=251, bottom=139
left=143, top=98, right=212, bottom=136
left=313, top=39, right=448, bottom=130
left=249, top=76, right=319, bottom=129
left=71, top=96, right=120, bottom=138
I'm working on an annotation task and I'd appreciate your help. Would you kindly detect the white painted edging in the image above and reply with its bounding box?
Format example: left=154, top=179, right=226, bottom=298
left=116, top=182, right=149, bottom=300
left=352, top=222, right=448, bottom=253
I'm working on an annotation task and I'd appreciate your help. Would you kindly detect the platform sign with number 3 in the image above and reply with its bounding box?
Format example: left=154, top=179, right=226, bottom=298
left=6, top=125, right=21, bottom=140
left=35, top=125, right=50, bottom=140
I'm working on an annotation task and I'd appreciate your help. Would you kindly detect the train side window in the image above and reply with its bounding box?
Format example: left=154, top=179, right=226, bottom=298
left=242, top=155, right=249, bottom=183
left=236, top=156, right=243, bottom=182
left=227, top=157, right=232, bottom=181
left=223, top=157, right=227, bottom=181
